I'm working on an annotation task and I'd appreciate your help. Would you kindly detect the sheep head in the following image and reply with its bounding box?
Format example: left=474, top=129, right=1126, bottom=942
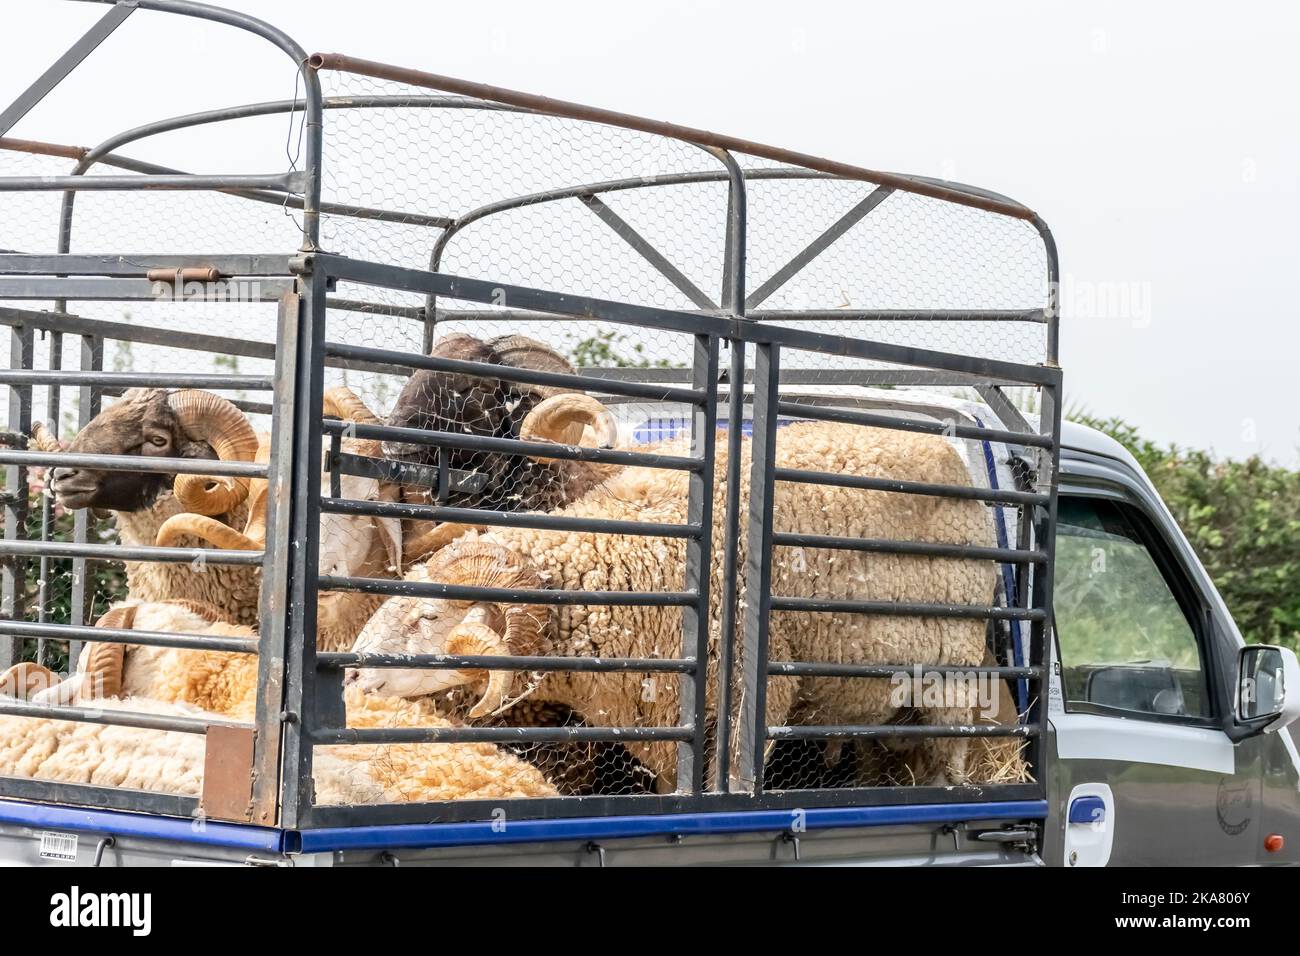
left=46, top=388, right=259, bottom=515
left=382, top=333, right=508, bottom=465
left=344, top=540, right=548, bottom=718
left=382, top=334, right=597, bottom=511
left=154, top=386, right=402, bottom=578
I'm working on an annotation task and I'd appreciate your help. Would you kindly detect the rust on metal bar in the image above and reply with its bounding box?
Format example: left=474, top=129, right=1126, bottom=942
left=146, top=266, right=224, bottom=284
left=0, top=137, right=89, bottom=161
left=201, top=723, right=257, bottom=823
left=307, top=52, right=1038, bottom=222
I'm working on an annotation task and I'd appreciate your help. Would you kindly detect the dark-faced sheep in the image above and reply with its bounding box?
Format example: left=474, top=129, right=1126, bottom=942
left=384, top=334, right=617, bottom=563
left=151, top=387, right=402, bottom=651
left=41, top=389, right=262, bottom=625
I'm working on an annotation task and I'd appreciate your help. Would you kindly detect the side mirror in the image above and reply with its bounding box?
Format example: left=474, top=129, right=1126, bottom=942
left=1236, top=645, right=1300, bottom=735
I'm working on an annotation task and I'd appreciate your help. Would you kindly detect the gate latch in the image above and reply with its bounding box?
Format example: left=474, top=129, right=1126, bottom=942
left=146, top=266, right=225, bottom=284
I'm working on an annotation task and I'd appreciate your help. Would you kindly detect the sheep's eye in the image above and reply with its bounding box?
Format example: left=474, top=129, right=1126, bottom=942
left=148, top=435, right=168, bottom=447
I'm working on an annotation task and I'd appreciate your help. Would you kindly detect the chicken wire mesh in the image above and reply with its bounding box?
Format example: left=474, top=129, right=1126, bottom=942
left=0, top=51, right=1051, bottom=813
left=749, top=351, right=1036, bottom=792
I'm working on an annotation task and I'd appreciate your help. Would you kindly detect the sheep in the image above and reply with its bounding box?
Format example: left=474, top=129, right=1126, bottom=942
left=68, top=601, right=260, bottom=716
left=347, top=393, right=1000, bottom=792
left=60, top=596, right=622, bottom=795
left=384, top=334, right=618, bottom=563
left=0, top=605, right=558, bottom=803
left=41, top=389, right=263, bottom=625
left=41, top=386, right=401, bottom=644
left=0, top=693, right=556, bottom=804
left=152, top=387, right=402, bottom=652
left=0, top=600, right=266, bottom=716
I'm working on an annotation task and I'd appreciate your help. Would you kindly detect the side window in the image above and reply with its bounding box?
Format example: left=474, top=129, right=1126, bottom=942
left=1054, top=496, right=1209, bottom=720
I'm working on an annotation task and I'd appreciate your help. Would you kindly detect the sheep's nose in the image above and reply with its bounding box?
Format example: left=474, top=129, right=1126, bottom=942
left=50, top=466, right=79, bottom=484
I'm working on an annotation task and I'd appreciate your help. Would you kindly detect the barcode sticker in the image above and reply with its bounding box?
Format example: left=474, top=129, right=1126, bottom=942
left=37, top=830, right=78, bottom=862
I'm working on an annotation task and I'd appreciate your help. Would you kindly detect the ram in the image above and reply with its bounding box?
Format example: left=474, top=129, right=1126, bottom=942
left=40, top=389, right=263, bottom=625
left=384, top=333, right=618, bottom=562
left=348, top=394, right=1004, bottom=791
left=153, top=387, right=402, bottom=651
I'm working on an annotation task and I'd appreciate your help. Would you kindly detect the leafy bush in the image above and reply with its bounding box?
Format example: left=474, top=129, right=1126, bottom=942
left=1073, top=415, right=1300, bottom=650
left=2, top=467, right=127, bottom=670
left=566, top=330, right=679, bottom=369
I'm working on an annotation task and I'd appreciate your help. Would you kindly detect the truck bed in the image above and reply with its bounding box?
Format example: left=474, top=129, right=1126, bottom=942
left=0, top=797, right=1045, bottom=866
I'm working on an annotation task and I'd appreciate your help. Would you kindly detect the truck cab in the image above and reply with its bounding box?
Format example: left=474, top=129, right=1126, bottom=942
left=1047, top=421, right=1300, bottom=866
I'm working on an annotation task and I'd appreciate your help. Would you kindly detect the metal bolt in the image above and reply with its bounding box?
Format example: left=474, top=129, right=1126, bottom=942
left=1069, top=850, right=1077, bottom=866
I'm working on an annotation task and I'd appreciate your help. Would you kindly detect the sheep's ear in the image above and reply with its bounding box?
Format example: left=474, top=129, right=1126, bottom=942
left=377, top=516, right=403, bottom=576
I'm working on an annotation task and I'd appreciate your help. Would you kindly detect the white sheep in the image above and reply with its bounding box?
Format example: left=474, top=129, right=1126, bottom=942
left=348, top=394, right=999, bottom=792
left=0, top=696, right=557, bottom=805
left=0, top=604, right=558, bottom=803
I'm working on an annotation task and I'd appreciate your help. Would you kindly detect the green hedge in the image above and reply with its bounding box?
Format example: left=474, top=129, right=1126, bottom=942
left=2, top=472, right=127, bottom=670
left=1073, top=415, right=1300, bottom=650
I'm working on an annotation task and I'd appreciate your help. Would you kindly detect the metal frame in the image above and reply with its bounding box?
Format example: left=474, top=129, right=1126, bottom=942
left=0, top=0, right=1062, bottom=835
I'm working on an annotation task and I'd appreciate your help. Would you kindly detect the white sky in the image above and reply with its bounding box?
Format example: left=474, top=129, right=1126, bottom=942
left=4, top=0, right=1298, bottom=463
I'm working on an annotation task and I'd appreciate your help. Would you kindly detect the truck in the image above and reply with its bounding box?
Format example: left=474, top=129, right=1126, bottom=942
left=0, top=0, right=1295, bottom=867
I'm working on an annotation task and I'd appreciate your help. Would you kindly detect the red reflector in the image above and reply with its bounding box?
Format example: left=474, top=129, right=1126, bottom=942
left=1265, top=834, right=1285, bottom=853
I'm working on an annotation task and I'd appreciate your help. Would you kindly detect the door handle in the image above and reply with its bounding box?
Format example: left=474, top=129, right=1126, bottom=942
left=1069, top=794, right=1107, bottom=825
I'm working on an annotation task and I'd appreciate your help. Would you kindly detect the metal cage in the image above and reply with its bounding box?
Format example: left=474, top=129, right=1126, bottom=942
left=0, top=0, right=1061, bottom=836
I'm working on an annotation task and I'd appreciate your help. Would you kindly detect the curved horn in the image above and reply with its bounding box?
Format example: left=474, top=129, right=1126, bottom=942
left=168, top=390, right=260, bottom=517
left=444, top=619, right=513, bottom=719
left=520, top=393, right=619, bottom=450
left=78, top=604, right=137, bottom=701
left=428, top=539, right=542, bottom=592
left=323, top=386, right=381, bottom=425
left=29, top=421, right=61, bottom=453
left=156, top=513, right=263, bottom=551
left=428, top=540, right=549, bottom=716
left=403, top=522, right=480, bottom=565
left=0, top=662, right=61, bottom=701
left=488, top=334, right=578, bottom=399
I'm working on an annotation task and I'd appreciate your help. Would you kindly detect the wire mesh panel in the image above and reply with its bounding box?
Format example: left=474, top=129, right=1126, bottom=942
left=739, top=341, right=1045, bottom=797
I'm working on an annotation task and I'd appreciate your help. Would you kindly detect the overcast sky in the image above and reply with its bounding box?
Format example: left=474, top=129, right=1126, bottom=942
left=5, top=0, right=1298, bottom=463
